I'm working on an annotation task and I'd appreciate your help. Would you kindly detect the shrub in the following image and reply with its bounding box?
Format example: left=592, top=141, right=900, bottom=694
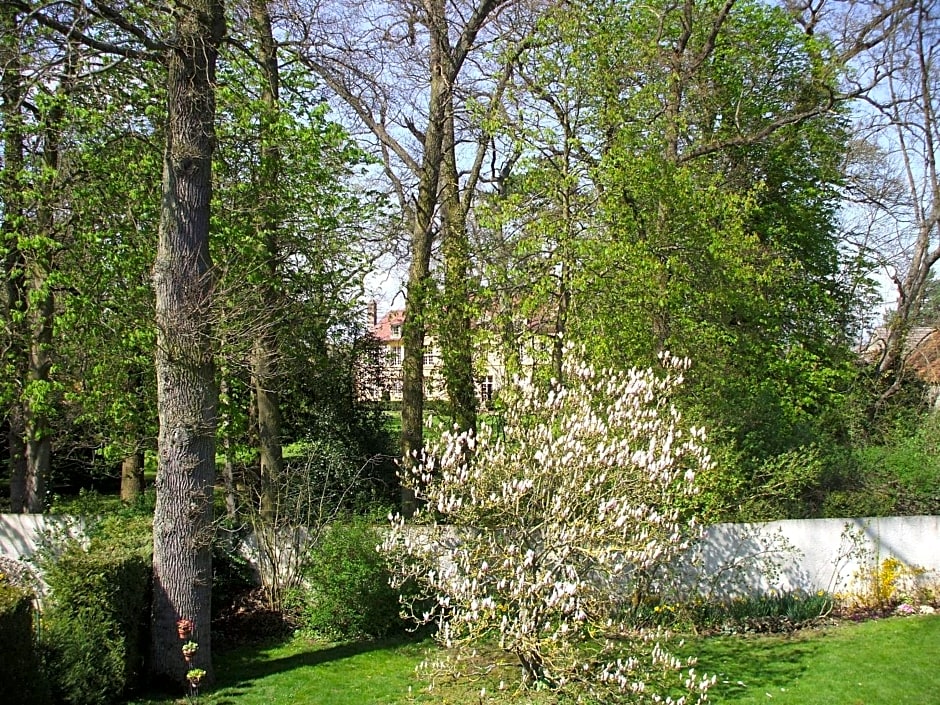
left=42, top=610, right=129, bottom=705
left=849, top=555, right=928, bottom=612
left=0, top=582, right=50, bottom=705
left=38, top=528, right=151, bottom=705
left=825, top=415, right=940, bottom=518
left=671, top=591, right=834, bottom=634
left=294, top=517, right=403, bottom=640
left=382, top=350, right=716, bottom=702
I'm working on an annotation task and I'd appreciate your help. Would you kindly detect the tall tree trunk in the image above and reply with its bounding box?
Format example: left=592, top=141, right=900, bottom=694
left=23, top=38, right=72, bottom=512
left=150, top=0, right=224, bottom=688
left=439, top=97, right=477, bottom=433
left=0, top=4, right=28, bottom=512
left=249, top=0, right=283, bottom=524
left=252, top=336, right=282, bottom=522
left=400, top=0, right=448, bottom=515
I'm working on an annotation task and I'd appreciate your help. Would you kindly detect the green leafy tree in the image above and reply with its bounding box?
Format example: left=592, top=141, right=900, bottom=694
left=53, top=58, right=164, bottom=504
left=211, top=53, right=379, bottom=444
left=0, top=9, right=78, bottom=512
left=480, top=0, right=867, bottom=519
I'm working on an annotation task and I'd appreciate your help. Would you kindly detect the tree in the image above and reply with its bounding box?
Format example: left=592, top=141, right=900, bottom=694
left=245, top=0, right=283, bottom=522
left=839, top=0, right=940, bottom=403
left=478, top=0, right=878, bottom=518
left=209, top=19, right=386, bottom=605
left=0, top=6, right=79, bottom=512
left=911, top=273, right=940, bottom=326
left=0, top=3, right=172, bottom=510
left=1, top=2, right=29, bottom=511
left=382, top=349, right=715, bottom=701
left=149, top=0, right=225, bottom=686
left=6, top=0, right=222, bottom=682
left=290, top=0, right=521, bottom=512
left=52, top=54, right=165, bottom=504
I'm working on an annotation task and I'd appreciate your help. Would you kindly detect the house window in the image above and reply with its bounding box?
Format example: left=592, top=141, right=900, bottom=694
left=479, top=375, right=494, bottom=404
left=386, top=346, right=403, bottom=366
left=423, top=350, right=435, bottom=366
left=391, top=324, right=402, bottom=338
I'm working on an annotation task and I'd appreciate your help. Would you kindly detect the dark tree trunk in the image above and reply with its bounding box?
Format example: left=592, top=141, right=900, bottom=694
left=8, top=412, right=26, bottom=513
left=252, top=336, right=282, bottom=522
left=120, top=364, right=148, bottom=503
left=150, top=0, right=224, bottom=688
left=249, top=0, right=283, bottom=524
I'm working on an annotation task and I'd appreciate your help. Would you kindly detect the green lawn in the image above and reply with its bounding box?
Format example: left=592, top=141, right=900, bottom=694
left=130, top=616, right=940, bottom=704
left=694, top=615, right=940, bottom=704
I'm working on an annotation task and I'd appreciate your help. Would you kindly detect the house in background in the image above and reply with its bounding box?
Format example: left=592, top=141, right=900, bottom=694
left=863, top=326, right=940, bottom=406
left=363, top=302, right=504, bottom=405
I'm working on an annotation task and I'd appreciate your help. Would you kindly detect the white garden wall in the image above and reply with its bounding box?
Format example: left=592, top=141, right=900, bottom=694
left=1, top=513, right=937, bottom=599
left=0, top=514, right=85, bottom=563
left=687, top=515, right=940, bottom=598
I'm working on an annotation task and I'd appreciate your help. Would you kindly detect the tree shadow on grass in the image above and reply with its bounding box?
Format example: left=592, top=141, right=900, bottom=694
left=210, top=634, right=426, bottom=704
left=689, top=633, right=820, bottom=701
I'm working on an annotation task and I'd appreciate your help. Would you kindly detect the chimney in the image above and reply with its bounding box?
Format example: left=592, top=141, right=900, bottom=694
left=367, top=300, right=378, bottom=327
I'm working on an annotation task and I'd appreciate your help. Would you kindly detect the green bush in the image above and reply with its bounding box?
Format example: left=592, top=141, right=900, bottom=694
left=820, top=418, right=940, bottom=518
left=38, top=528, right=151, bottom=705
left=42, top=610, right=129, bottom=705
left=294, top=518, right=404, bottom=640
left=0, top=583, right=50, bottom=704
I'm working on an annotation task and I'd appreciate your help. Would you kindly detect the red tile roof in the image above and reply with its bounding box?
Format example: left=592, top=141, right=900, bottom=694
left=373, top=309, right=405, bottom=342
left=864, top=326, right=940, bottom=384
left=907, top=328, right=940, bottom=384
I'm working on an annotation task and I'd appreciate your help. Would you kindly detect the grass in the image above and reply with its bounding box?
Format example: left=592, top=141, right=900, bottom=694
left=130, top=636, right=430, bottom=705
left=694, top=615, right=940, bottom=704
left=128, top=615, right=940, bottom=704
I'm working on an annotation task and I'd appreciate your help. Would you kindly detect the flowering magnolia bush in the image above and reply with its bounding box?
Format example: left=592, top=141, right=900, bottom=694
left=381, top=351, right=716, bottom=703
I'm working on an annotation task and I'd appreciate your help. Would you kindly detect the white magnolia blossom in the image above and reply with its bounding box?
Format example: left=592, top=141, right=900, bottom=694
left=381, top=350, right=715, bottom=703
